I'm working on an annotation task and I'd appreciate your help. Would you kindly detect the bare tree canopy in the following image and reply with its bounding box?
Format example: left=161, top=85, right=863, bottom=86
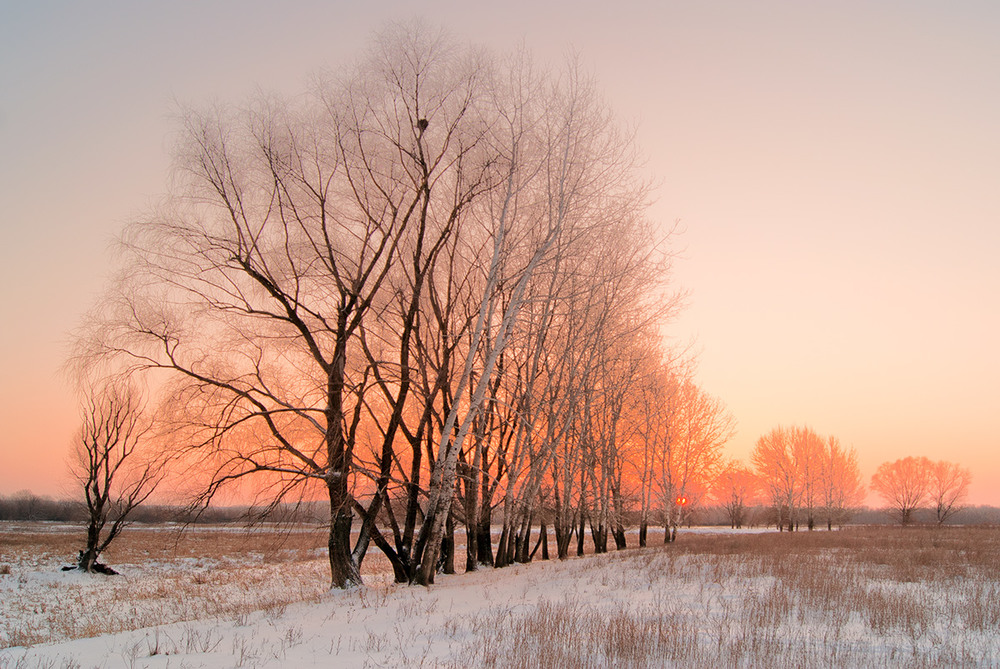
left=871, top=456, right=971, bottom=525
left=870, top=456, right=931, bottom=525
left=712, top=460, right=759, bottom=530
left=70, top=378, right=164, bottom=573
left=752, top=425, right=862, bottom=531
left=80, top=25, right=680, bottom=588
left=928, top=460, right=972, bottom=525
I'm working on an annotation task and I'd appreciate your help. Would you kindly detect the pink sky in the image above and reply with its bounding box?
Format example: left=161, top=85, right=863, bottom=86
left=1, top=2, right=998, bottom=505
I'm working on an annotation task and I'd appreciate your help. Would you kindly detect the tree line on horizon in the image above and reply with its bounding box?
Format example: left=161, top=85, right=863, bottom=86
left=712, top=432, right=972, bottom=531
left=59, top=24, right=973, bottom=586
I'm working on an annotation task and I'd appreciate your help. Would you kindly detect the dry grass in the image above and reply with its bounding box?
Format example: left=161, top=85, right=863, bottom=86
left=0, top=522, right=344, bottom=649
left=3, top=523, right=1000, bottom=667
left=0, top=521, right=328, bottom=567
left=443, top=527, right=1000, bottom=668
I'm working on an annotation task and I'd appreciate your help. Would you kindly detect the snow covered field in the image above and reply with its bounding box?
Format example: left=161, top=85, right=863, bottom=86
left=3, top=524, right=999, bottom=668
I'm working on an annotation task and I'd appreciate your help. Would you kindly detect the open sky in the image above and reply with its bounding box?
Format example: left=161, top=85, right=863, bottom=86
left=2, top=1, right=998, bottom=505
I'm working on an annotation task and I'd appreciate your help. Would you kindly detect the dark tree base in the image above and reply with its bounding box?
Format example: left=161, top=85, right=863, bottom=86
left=62, top=562, right=119, bottom=575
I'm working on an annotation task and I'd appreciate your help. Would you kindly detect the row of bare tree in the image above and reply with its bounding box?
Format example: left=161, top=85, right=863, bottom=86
left=712, top=431, right=973, bottom=531
left=709, top=426, right=867, bottom=532
left=870, top=456, right=972, bottom=525
left=68, top=27, right=736, bottom=586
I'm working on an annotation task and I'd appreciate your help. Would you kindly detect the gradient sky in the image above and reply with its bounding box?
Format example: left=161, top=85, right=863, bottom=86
left=2, top=1, right=998, bottom=504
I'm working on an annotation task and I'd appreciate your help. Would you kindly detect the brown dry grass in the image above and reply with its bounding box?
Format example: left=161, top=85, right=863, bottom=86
left=0, top=521, right=349, bottom=649
left=4, top=523, right=1000, bottom=667
left=0, top=521, right=328, bottom=567
left=446, top=526, right=1000, bottom=669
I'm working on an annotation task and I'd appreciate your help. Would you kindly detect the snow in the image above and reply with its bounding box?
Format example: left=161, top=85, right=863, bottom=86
left=2, top=526, right=999, bottom=668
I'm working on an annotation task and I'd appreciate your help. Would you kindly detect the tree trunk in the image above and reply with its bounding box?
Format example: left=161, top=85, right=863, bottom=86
left=613, top=523, right=627, bottom=550
left=555, top=524, right=572, bottom=559
left=638, top=521, right=647, bottom=548
left=476, top=510, right=494, bottom=567
left=438, top=512, right=456, bottom=575
left=464, top=421, right=486, bottom=573
left=591, top=522, right=607, bottom=554
left=495, top=526, right=511, bottom=568
left=514, top=518, right=529, bottom=564
left=530, top=521, right=549, bottom=560
left=328, top=504, right=360, bottom=588
left=513, top=532, right=525, bottom=564
left=464, top=513, right=478, bottom=573
left=327, top=323, right=361, bottom=589
left=463, top=479, right=479, bottom=573
left=79, top=517, right=102, bottom=572
left=79, top=547, right=98, bottom=573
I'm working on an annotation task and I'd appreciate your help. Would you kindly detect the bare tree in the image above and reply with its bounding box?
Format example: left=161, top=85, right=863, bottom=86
left=818, top=436, right=864, bottom=529
left=751, top=426, right=799, bottom=531
left=870, top=456, right=932, bottom=525
left=752, top=425, right=831, bottom=531
left=70, top=379, right=163, bottom=573
left=630, top=357, right=666, bottom=547
left=662, top=380, right=732, bottom=540
left=793, top=427, right=825, bottom=530
left=928, top=460, right=972, bottom=525
left=712, top=460, right=759, bottom=529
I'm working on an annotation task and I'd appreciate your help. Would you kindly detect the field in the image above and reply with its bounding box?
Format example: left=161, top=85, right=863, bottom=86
left=2, top=523, right=1000, bottom=668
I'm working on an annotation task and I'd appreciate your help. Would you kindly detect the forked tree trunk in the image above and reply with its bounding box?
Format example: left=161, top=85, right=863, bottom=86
left=530, top=521, right=549, bottom=560
left=555, top=526, right=572, bottom=559
left=79, top=519, right=102, bottom=572
left=513, top=532, right=525, bottom=563
left=591, top=522, right=607, bottom=553
left=613, top=523, right=627, bottom=550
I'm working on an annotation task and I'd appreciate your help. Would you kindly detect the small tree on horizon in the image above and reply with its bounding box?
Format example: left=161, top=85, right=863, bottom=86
left=819, top=436, right=865, bottom=530
left=928, top=460, right=973, bottom=525
left=712, top=460, right=759, bottom=529
left=70, top=378, right=164, bottom=573
left=870, top=456, right=931, bottom=525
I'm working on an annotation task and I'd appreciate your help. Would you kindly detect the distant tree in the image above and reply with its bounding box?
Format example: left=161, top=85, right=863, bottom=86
left=7, top=490, right=40, bottom=521
left=818, top=436, right=865, bottom=529
left=928, top=460, right=972, bottom=525
left=793, top=427, right=825, bottom=530
left=753, top=426, right=861, bottom=531
left=751, top=426, right=800, bottom=531
left=712, top=460, right=759, bottom=529
left=870, top=456, right=932, bottom=525
left=71, top=379, right=164, bottom=573
left=654, top=377, right=732, bottom=542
